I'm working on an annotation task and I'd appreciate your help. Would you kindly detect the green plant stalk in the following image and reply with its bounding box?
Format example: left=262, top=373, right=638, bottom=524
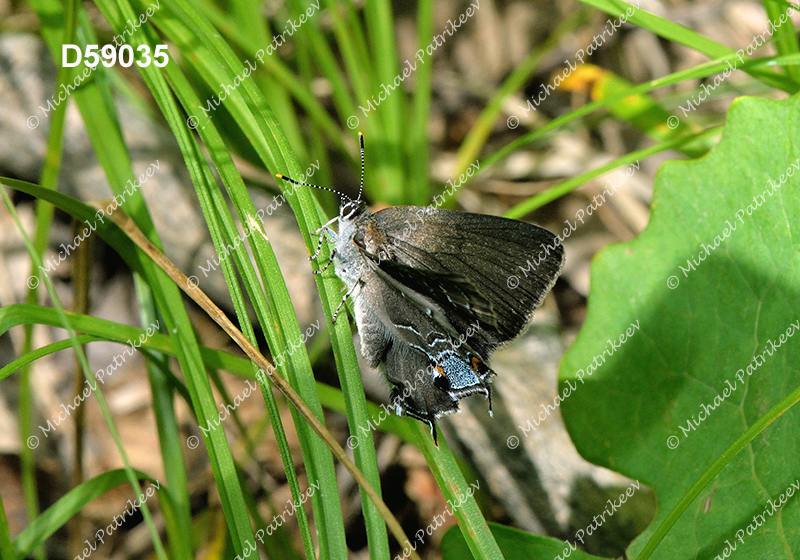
left=56, top=5, right=194, bottom=558
left=364, top=0, right=407, bottom=204
left=323, top=0, right=373, bottom=104
left=584, top=69, right=714, bottom=158
left=0, top=170, right=416, bottom=559
left=1, top=190, right=168, bottom=560
left=117, top=7, right=318, bottom=556
left=503, top=127, right=722, bottom=219
left=103, top=204, right=420, bottom=560
left=304, top=23, right=365, bottom=141
left=319, top=0, right=403, bottom=202
left=575, top=0, right=797, bottom=92
left=413, top=424, right=503, bottom=560
left=305, top=193, right=393, bottom=560
left=157, top=70, right=318, bottom=555
left=407, top=0, right=434, bottom=206
left=761, top=0, right=800, bottom=83
left=11, top=470, right=156, bottom=557
left=454, top=9, right=587, bottom=177
left=140, top=2, right=393, bottom=556
left=98, top=0, right=318, bottom=554
left=158, top=46, right=330, bottom=560
left=18, top=2, right=79, bottom=557
left=134, top=282, right=194, bottom=560
left=193, top=0, right=349, bottom=159
left=255, top=378, right=314, bottom=559
left=0, top=314, right=420, bottom=447
left=481, top=52, right=800, bottom=175
left=290, top=0, right=337, bottom=195
left=635, top=383, right=800, bottom=560
left=237, top=466, right=301, bottom=560
left=28, top=0, right=259, bottom=555
left=0, top=488, right=13, bottom=560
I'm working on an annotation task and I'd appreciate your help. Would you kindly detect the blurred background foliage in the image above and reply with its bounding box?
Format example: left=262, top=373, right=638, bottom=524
left=0, top=0, right=798, bottom=558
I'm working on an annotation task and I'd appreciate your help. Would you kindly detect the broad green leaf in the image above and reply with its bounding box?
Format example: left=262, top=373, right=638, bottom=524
left=558, top=95, right=800, bottom=560
left=441, top=522, right=604, bottom=560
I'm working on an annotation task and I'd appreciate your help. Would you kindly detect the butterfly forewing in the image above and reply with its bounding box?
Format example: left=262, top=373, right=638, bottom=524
left=369, top=207, right=565, bottom=350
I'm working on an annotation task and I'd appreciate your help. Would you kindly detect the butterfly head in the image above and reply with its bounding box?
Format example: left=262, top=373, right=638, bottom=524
left=340, top=131, right=367, bottom=220
left=277, top=132, right=368, bottom=225
left=339, top=198, right=367, bottom=221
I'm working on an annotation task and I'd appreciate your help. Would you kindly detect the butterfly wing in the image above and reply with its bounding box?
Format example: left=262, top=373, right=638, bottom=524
left=368, top=207, right=565, bottom=356
left=342, top=206, right=562, bottom=433
left=352, top=261, right=495, bottom=429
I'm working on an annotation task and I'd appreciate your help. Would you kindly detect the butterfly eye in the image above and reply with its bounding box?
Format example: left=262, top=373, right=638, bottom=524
left=341, top=200, right=364, bottom=220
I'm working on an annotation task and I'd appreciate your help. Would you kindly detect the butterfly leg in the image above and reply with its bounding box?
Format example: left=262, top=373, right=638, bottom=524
left=429, top=420, right=439, bottom=447
left=313, top=248, right=336, bottom=275
left=312, top=214, right=339, bottom=236
left=332, top=281, right=358, bottom=324
left=309, top=227, right=335, bottom=261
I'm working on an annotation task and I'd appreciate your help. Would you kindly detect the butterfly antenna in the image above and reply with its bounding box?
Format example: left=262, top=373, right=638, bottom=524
left=356, top=131, right=365, bottom=203
left=275, top=174, right=350, bottom=200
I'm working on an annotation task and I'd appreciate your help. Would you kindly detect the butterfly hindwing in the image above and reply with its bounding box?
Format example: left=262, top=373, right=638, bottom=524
left=352, top=262, right=495, bottom=426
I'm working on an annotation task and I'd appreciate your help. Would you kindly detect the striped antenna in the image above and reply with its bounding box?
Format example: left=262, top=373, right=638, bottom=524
left=356, top=131, right=365, bottom=203
left=275, top=174, right=351, bottom=201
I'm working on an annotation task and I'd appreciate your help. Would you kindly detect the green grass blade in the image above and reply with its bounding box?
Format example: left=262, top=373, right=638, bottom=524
left=482, top=52, right=800, bottom=173
left=413, top=425, right=503, bottom=559
left=0, top=335, right=97, bottom=383
left=141, top=2, right=396, bottom=556
left=1, top=189, right=168, bottom=560
left=134, top=283, right=194, bottom=560
left=0, top=489, right=13, bottom=560
left=128, top=12, right=334, bottom=553
left=26, top=1, right=260, bottom=554
left=195, top=0, right=349, bottom=157
left=567, top=66, right=713, bottom=157
left=363, top=0, right=406, bottom=203
left=454, top=9, right=587, bottom=177
left=504, top=127, right=722, bottom=219
left=0, top=308, right=417, bottom=448
left=18, top=2, right=80, bottom=555
left=635, top=383, right=800, bottom=560
left=104, top=8, right=317, bottom=548
left=11, top=469, right=157, bottom=558
left=761, top=0, right=800, bottom=82
left=406, top=0, right=434, bottom=206
left=575, top=0, right=797, bottom=92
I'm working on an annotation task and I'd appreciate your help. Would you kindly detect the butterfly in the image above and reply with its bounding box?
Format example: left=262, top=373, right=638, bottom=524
left=277, top=134, right=564, bottom=443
